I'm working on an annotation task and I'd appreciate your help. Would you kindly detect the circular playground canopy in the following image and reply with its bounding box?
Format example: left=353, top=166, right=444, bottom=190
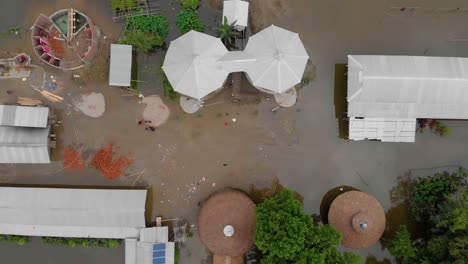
left=31, top=9, right=99, bottom=70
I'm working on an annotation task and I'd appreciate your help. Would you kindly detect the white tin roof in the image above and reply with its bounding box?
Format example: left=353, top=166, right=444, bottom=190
left=347, top=55, right=468, bottom=119
left=0, top=187, right=147, bottom=239
left=109, top=44, right=132, bottom=87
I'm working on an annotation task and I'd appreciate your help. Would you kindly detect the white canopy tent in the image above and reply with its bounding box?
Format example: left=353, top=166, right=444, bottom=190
left=216, top=51, right=256, bottom=73
left=223, top=0, right=249, bottom=31
left=162, top=31, right=230, bottom=100
left=244, top=25, right=309, bottom=94
left=347, top=55, right=468, bottom=142
left=109, top=44, right=132, bottom=87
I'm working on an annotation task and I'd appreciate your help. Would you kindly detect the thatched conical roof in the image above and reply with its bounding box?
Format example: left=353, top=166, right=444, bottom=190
left=328, top=190, right=386, bottom=249
left=198, top=189, right=256, bottom=256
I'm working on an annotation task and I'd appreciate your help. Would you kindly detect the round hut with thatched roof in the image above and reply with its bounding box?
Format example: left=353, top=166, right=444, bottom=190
left=198, top=189, right=256, bottom=262
left=327, top=190, right=386, bottom=249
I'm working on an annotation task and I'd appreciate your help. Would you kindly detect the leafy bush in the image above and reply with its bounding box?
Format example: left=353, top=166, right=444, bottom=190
left=119, top=30, right=163, bottom=54
left=42, top=237, right=121, bottom=248
left=176, top=9, right=205, bottom=34
left=255, top=189, right=360, bottom=263
left=388, top=226, right=415, bottom=262
left=112, top=0, right=136, bottom=11
left=0, top=235, right=30, bottom=246
left=160, top=67, right=178, bottom=101
left=120, top=15, right=168, bottom=54
left=180, top=0, right=200, bottom=10
left=127, top=15, right=169, bottom=39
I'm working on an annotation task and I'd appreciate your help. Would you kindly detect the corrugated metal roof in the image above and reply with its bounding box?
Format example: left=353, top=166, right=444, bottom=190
left=347, top=55, right=468, bottom=119
left=0, top=187, right=147, bottom=239
left=349, top=117, right=416, bottom=142
left=0, top=105, right=49, bottom=128
left=109, top=44, right=132, bottom=86
left=0, top=126, right=50, bottom=163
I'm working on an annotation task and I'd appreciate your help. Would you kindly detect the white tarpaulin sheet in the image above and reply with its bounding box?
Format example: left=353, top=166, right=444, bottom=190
left=0, top=187, right=147, bottom=238
left=109, top=44, right=132, bottom=86
left=349, top=117, right=416, bottom=142
left=223, top=0, right=249, bottom=30
left=347, top=55, right=468, bottom=119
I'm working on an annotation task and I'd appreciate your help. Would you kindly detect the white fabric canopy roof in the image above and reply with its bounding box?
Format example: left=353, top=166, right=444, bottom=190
left=244, top=25, right=309, bottom=94
left=223, top=0, right=249, bottom=30
left=109, top=44, right=132, bottom=87
left=347, top=55, right=468, bottom=119
left=162, top=31, right=229, bottom=100
left=217, top=51, right=256, bottom=73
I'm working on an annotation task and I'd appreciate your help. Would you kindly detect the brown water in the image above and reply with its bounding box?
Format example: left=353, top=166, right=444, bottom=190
left=1, top=1, right=468, bottom=264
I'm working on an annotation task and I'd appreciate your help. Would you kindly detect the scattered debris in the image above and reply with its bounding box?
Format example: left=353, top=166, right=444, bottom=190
left=34, top=88, right=63, bottom=103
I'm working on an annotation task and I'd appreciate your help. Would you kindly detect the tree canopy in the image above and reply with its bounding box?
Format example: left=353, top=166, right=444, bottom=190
left=389, top=168, right=467, bottom=264
left=255, top=189, right=360, bottom=264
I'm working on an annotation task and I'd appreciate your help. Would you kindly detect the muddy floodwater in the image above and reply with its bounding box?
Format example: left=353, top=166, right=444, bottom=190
left=1, top=0, right=468, bottom=264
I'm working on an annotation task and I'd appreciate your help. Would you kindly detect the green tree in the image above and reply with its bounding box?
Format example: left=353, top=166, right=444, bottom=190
left=180, top=0, right=200, bottom=10
left=176, top=9, right=205, bottom=34
left=255, top=189, right=360, bottom=263
left=217, top=16, right=238, bottom=49
left=388, top=168, right=467, bottom=264
left=388, top=226, right=415, bottom=263
left=409, top=171, right=463, bottom=221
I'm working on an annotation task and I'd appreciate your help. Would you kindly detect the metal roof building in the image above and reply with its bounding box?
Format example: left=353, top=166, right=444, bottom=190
left=0, top=105, right=49, bottom=128
left=109, top=44, right=132, bottom=87
left=0, top=187, right=147, bottom=239
left=125, top=227, right=175, bottom=264
left=347, top=55, right=468, bottom=142
left=0, top=105, right=51, bottom=163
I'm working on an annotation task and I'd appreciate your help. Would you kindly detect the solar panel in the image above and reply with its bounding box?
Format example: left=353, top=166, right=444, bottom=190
left=153, top=243, right=166, bottom=264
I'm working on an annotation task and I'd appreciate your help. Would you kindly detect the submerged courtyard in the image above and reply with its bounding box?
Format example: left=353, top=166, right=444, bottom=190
left=0, top=0, right=467, bottom=263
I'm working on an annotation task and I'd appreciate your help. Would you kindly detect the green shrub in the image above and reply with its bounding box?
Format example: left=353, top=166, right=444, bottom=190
left=42, top=237, right=121, bottom=248
left=388, top=226, right=415, bottom=262
left=127, top=15, right=169, bottom=39
left=160, top=67, right=178, bottom=101
left=176, top=9, right=205, bottom=34
left=0, top=235, right=30, bottom=246
left=119, top=30, right=163, bottom=54
left=180, top=0, right=200, bottom=10
left=112, top=0, right=136, bottom=11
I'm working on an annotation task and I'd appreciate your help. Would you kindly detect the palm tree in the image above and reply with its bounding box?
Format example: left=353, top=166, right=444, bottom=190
left=217, top=16, right=238, bottom=50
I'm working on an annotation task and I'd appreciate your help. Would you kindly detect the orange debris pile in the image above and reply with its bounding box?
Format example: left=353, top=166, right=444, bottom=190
left=92, top=144, right=134, bottom=180
left=64, top=146, right=85, bottom=170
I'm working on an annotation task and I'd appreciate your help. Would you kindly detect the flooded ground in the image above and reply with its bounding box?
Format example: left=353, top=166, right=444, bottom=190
left=0, top=0, right=468, bottom=263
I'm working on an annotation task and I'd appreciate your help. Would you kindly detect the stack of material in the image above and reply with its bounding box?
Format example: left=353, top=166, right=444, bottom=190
left=0, top=105, right=51, bottom=163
